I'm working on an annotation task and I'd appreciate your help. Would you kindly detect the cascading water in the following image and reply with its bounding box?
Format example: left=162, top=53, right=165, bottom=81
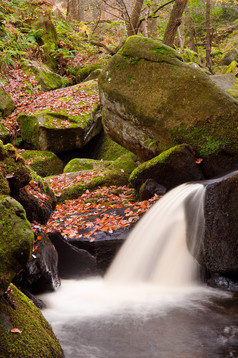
left=38, top=181, right=237, bottom=358
left=105, top=183, right=206, bottom=286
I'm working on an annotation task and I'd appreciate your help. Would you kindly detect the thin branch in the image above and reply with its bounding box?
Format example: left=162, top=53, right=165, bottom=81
left=138, top=0, right=175, bottom=27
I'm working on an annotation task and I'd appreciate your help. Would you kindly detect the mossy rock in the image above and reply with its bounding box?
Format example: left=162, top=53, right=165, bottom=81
left=86, top=131, right=132, bottom=161
left=129, top=144, right=204, bottom=191
left=99, top=35, right=238, bottom=160
left=0, top=196, right=34, bottom=296
left=55, top=167, right=129, bottom=203
left=17, top=107, right=101, bottom=153
left=20, top=150, right=64, bottom=177
left=63, top=158, right=112, bottom=173
left=0, top=121, right=10, bottom=143
left=34, top=14, right=58, bottom=71
left=0, top=284, right=64, bottom=358
left=76, top=64, right=102, bottom=83
left=0, top=88, right=15, bottom=118
left=0, top=141, right=31, bottom=194
left=22, top=60, right=70, bottom=91
left=108, top=153, right=138, bottom=176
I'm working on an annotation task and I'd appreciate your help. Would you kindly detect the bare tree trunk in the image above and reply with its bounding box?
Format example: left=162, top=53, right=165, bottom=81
left=163, top=0, right=188, bottom=47
left=206, top=0, right=212, bottom=70
left=127, top=0, right=144, bottom=37
left=67, top=0, right=84, bottom=21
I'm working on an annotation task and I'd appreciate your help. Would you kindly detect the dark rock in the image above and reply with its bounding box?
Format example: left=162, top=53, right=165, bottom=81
left=15, top=178, right=56, bottom=225
left=139, top=179, right=167, bottom=200
left=49, top=232, right=97, bottom=278
left=200, top=153, right=238, bottom=178
left=129, top=144, right=204, bottom=192
left=191, top=171, right=238, bottom=276
left=13, top=232, right=60, bottom=294
left=207, top=273, right=238, bottom=292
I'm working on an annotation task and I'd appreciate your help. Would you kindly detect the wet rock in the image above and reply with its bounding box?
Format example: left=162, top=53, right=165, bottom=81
left=139, top=179, right=167, bottom=200
left=190, top=171, right=238, bottom=277
left=13, top=232, right=60, bottom=294
left=49, top=232, right=97, bottom=278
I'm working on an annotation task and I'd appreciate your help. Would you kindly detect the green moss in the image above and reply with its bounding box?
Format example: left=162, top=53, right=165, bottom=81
left=0, top=195, right=34, bottom=295
left=0, top=88, right=15, bottom=118
left=94, top=133, right=130, bottom=160
left=0, top=284, right=64, bottom=358
left=17, top=114, right=39, bottom=149
left=76, top=64, right=101, bottom=82
left=20, top=150, right=64, bottom=177
left=108, top=153, right=137, bottom=176
left=63, top=158, right=112, bottom=173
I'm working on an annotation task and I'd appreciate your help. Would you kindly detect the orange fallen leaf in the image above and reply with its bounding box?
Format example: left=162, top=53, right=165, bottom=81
left=10, top=328, right=22, bottom=334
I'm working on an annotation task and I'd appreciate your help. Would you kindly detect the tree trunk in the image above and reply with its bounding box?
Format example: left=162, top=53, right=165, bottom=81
left=67, top=0, right=84, bottom=21
left=185, top=7, right=197, bottom=52
left=127, top=0, right=144, bottom=37
left=163, top=0, right=188, bottom=47
left=206, top=0, right=212, bottom=70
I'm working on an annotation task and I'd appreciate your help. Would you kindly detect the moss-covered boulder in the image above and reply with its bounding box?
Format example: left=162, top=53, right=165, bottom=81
left=129, top=144, right=204, bottom=191
left=23, top=60, right=71, bottom=91
left=0, top=141, right=31, bottom=195
left=63, top=157, right=112, bottom=173
left=34, top=14, right=58, bottom=71
left=0, top=196, right=34, bottom=296
left=0, top=284, right=64, bottom=357
left=0, top=88, right=15, bottom=117
left=99, top=35, right=238, bottom=160
left=17, top=108, right=102, bottom=153
left=76, top=64, right=101, bottom=83
left=20, top=150, right=64, bottom=177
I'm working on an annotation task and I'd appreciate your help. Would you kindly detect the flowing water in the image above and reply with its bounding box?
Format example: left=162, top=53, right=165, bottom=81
left=39, top=183, right=238, bottom=358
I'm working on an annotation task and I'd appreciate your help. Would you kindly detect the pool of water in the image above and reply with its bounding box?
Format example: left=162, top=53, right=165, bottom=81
left=39, top=278, right=238, bottom=358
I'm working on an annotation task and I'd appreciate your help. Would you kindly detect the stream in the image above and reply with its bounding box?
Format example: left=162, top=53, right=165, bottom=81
left=40, top=278, right=238, bottom=358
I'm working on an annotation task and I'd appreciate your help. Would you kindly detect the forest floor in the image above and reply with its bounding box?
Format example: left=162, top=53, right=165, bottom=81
left=3, top=67, right=160, bottom=240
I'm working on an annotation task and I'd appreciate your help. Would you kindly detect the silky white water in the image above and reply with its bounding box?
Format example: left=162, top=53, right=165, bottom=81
left=106, top=183, right=206, bottom=286
left=39, top=182, right=237, bottom=358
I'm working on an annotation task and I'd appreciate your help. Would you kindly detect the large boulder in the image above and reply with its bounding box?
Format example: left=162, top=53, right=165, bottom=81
left=99, top=35, right=238, bottom=161
left=129, top=144, right=204, bottom=191
left=0, top=284, right=64, bottom=357
left=17, top=108, right=102, bottom=153
left=0, top=195, right=34, bottom=296
left=23, top=60, right=70, bottom=91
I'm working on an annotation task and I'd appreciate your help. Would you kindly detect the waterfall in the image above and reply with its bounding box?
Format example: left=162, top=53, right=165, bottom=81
left=105, top=183, right=206, bottom=286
